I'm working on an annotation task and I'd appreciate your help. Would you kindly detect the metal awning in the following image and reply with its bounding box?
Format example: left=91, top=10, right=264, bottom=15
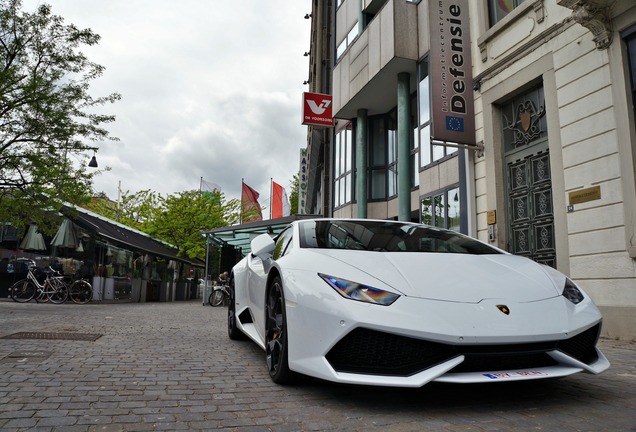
left=204, top=214, right=321, bottom=256
left=61, top=204, right=203, bottom=267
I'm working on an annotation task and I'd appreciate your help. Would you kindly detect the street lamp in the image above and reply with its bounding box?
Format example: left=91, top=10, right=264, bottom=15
left=88, top=150, right=98, bottom=168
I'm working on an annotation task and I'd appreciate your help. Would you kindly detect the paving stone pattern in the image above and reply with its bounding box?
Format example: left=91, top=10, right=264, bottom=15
left=0, top=299, right=634, bottom=432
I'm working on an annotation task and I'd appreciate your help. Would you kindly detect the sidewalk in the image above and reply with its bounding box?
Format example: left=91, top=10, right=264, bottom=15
left=0, top=299, right=634, bottom=431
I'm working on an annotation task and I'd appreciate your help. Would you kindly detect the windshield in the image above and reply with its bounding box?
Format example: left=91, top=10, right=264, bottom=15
left=299, top=220, right=501, bottom=255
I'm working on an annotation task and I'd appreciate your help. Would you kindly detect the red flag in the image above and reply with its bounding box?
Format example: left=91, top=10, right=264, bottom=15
left=272, top=181, right=291, bottom=219
left=241, top=182, right=262, bottom=222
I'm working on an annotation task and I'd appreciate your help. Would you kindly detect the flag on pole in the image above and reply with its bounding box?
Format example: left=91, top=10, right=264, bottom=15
left=241, top=181, right=262, bottom=222
left=272, top=181, right=291, bottom=219
left=200, top=178, right=221, bottom=194
left=200, top=178, right=221, bottom=203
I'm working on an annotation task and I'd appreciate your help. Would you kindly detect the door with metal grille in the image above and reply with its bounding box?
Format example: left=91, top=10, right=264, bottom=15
left=506, top=149, right=556, bottom=267
left=502, top=85, right=556, bottom=268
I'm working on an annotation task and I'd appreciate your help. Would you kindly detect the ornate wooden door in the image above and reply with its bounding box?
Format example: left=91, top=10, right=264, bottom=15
left=502, top=86, right=556, bottom=267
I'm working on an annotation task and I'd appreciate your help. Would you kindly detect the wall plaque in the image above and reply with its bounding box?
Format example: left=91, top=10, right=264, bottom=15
left=569, top=186, right=601, bottom=205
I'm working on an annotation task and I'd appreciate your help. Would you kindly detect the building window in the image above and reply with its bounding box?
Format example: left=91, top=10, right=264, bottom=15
left=421, top=187, right=460, bottom=231
left=411, top=125, right=419, bottom=188
left=368, top=114, right=399, bottom=200
left=333, top=125, right=353, bottom=208
left=489, top=0, right=525, bottom=27
left=336, top=22, right=359, bottom=61
left=387, top=113, right=398, bottom=198
left=418, top=58, right=456, bottom=168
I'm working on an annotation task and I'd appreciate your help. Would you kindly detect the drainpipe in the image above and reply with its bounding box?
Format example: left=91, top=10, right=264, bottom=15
left=397, top=72, right=412, bottom=221
left=356, top=108, right=368, bottom=218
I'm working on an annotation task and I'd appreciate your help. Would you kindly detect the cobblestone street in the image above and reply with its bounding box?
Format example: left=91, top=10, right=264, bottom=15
left=0, top=299, right=634, bottom=431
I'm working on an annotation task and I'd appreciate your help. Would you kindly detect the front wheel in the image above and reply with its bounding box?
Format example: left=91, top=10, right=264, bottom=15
left=265, top=276, right=296, bottom=384
left=11, top=279, right=36, bottom=303
left=69, top=280, right=93, bottom=304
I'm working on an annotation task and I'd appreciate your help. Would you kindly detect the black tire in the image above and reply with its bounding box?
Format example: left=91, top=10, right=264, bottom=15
left=211, top=289, right=224, bottom=307
left=69, top=280, right=92, bottom=304
left=228, top=278, right=246, bottom=340
left=11, top=279, right=36, bottom=303
left=265, top=276, right=296, bottom=384
left=47, top=282, right=68, bottom=304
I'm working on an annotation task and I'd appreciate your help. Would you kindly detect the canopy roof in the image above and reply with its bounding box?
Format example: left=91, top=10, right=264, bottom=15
left=204, top=214, right=320, bottom=256
left=61, top=204, right=202, bottom=267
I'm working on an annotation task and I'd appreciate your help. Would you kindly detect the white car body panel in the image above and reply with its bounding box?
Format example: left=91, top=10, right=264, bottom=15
left=230, top=219, right=609, bottom=387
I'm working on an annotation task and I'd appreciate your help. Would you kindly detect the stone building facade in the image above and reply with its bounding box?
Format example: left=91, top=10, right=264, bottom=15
left=303, top=0, right=635, bottom=339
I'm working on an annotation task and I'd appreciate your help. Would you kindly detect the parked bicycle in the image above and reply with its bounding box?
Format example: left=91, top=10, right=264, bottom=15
left=209, top=283, right=230, bottom=307
left=67, top=278, right=93, bottom=304
left=10, top=267, right=92, bottom=304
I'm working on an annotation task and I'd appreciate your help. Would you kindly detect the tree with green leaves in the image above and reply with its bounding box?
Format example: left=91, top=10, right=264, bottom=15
left=0, top=0, right=120, bottom=234
left=144, top=189, right=241, bottom=261
left=86, top=189, right=162, bottom=232
left=148, top=190, right=239, bottom=260
left=289, top=172, right=299, bottom=215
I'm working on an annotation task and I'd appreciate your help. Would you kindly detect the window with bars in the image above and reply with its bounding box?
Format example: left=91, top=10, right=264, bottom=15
left=501, top=86, right=547, bottom=154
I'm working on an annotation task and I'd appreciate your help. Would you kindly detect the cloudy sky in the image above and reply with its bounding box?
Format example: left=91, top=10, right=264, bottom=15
left=23, top=0, right=312, bottom=215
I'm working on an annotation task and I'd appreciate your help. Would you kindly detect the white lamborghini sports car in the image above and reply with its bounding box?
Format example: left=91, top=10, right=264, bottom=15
left=228, top=218, right=609, bottom=387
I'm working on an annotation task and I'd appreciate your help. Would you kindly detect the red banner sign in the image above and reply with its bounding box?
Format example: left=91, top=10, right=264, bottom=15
left=302, top=92, right=334, bottom=127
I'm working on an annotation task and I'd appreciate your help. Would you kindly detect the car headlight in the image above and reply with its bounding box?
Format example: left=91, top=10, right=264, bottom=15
left=319, top=273, right=400, bottom=306
left=562, top=278, right=585, bottom=304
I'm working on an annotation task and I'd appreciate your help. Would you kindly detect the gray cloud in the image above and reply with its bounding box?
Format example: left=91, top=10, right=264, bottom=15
left=23, top=0, right=311, bottom=210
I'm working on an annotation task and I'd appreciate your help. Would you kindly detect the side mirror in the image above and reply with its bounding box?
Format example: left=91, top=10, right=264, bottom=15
left=250, top=233, right=275, bottom=259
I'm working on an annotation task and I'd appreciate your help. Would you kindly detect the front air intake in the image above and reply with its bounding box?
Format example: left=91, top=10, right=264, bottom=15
left=326, top=323, right=602, bottom=377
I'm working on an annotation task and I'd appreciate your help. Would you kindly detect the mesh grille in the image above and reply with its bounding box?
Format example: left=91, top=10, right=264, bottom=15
left=326, top=328, right=456, bottom=375
left=556, top=324, right=600, bottom=363
left=326, top=323, right=601, bottom=376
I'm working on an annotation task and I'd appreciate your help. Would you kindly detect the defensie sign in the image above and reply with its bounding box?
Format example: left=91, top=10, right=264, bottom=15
left=429, top=0, right=476, bottom=146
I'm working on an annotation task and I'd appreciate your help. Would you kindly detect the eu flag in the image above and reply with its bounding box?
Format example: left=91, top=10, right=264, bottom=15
left=446, top=115, right=464, bottom=132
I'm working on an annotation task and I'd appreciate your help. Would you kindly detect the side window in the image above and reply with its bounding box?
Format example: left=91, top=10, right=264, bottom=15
left=272, top=228, right=293, bottom=260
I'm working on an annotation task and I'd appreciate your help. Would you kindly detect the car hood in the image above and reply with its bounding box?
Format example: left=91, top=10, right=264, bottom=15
left=309, top=250, right=562, bottom=303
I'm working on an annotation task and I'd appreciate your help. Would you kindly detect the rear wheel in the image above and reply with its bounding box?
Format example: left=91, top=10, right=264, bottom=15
left=69, top=280, right=92, bottom=304
left=11, top=279, right=36, bottom=303
left=265, top=276, right=296, bottom=384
